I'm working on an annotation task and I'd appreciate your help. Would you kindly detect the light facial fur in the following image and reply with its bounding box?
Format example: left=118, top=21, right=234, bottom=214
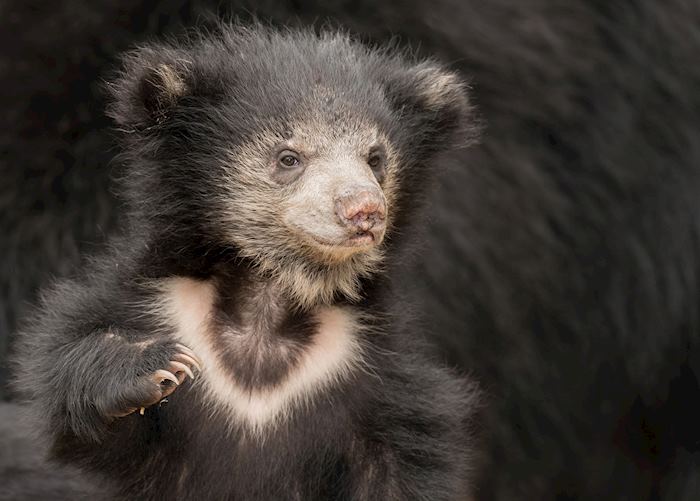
left=220, top=114, right=399, bottom=309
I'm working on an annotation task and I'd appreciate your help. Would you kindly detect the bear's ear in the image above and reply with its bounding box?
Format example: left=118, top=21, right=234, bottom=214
left=107, top=48, right=193, bottom=131
left=382, top=61, right=479, bottom=152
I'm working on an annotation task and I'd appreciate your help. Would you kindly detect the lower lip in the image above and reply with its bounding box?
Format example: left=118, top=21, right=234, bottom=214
left=309, top=232, right=376, bottom=248
left=346, top=232, right=375, bottom=246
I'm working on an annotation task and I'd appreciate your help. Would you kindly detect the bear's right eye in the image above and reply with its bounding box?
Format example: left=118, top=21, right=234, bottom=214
left=278, top=150, right=301, bottom=168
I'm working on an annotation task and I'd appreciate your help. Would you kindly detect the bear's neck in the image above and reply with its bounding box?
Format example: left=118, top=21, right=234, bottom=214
left=155, top=263, right=367, bottom=420
left=204, top=270, right=316, bottom=390
left=214, top=267, right=294, bottom=338
left=134, top=228, right=382, bottom=312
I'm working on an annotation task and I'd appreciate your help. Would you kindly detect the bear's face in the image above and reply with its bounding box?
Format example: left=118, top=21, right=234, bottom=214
left=109, top=26, right=476, bottom=307
left=226, top=101, right=398, bottom=267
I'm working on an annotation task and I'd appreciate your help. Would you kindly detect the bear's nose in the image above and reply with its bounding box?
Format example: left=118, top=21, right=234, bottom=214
left=334, top=186, right=387, bottom=237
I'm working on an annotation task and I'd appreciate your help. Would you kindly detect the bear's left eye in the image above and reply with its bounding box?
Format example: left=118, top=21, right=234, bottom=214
left=367, top=148, right=387, bottom=182
left=368, top=155, right=383, bottom=169
left=278, top=150, right=301, bottom=168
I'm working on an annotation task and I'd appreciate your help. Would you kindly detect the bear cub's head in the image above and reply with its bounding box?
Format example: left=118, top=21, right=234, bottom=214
left=109, top=25, right=477, bottom=308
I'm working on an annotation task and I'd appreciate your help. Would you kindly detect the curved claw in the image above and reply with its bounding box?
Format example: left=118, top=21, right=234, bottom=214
left=153, top=369, right=179, bottom=386
left=169, top=360, right=194, bottom=380
left=172, top=352, right=202, bottom=373
left=175, top=344, right=203, bottom=367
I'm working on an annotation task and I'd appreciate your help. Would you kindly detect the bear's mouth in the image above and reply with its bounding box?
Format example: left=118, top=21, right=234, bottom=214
left=306, top=230, right=379, bottom=250
left=346, top=231, right=376, bottom=246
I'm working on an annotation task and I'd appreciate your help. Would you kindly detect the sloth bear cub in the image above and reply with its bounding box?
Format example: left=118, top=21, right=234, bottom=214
left=13, top=25, right=481, bottom=500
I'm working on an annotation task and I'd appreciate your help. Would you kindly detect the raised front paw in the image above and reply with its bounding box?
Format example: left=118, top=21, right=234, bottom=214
left=107, top=343, right=203, bottom=418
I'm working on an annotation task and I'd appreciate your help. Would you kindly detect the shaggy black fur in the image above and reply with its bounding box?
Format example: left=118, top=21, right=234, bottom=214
left=2, top=1, right=700, bottom=499
left=10, top=26, right=481, bottom=500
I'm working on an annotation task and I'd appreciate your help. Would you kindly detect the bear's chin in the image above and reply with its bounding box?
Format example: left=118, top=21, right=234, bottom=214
left=257, top=245, right=385, bottom=310
left=299, top=231, right=384, bottom=265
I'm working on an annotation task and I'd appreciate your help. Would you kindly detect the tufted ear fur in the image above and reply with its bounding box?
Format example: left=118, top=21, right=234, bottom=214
left=383, top=61, right=480, bottom=151
left=107, top=47, right=193, bottom=131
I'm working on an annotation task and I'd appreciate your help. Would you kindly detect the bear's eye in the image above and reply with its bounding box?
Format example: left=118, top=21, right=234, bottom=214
left=367, top=149, right=386, bottom=182
left=367, top=155, right=383, bottom=169
left=278, top=150, right=301, bottom=168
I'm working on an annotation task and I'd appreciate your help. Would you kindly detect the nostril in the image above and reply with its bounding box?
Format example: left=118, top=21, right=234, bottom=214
left=334, top=188, right=387, bottom=228
left=350, top=207, right=381, bottom=223
left=351, top=213, right=376, bottom=231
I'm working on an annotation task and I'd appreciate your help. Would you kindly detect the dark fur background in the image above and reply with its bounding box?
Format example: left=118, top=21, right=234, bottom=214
left=0, top=403, right=104, bottom=500
left=1, top=1, right=699, bottom=499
